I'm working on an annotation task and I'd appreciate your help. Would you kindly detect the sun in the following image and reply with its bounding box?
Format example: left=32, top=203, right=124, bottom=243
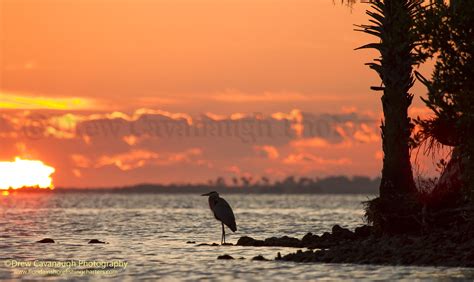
left=0, top=157, right=55, bottom=190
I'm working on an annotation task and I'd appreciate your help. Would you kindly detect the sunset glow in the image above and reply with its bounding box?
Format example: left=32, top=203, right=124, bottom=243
left=0, top=157, right=55, bottom=190
left=0, top=92, right=97, bottom=110
left=0, top=0, right=436, bottom=187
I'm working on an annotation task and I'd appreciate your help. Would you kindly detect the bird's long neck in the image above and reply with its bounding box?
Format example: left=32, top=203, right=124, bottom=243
left=208, top=195, right=219, bottom=210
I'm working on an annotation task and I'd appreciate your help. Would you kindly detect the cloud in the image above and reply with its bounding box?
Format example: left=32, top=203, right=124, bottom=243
left=96, top=150, right=159, bottom=171
left=353, top=123, right=380, bottom=143
left=254, top=145, right=280, bottom=160
left=272, top=109, right=304, bottom=137
left=283, top=153, right=352, bottom=166
left=299, top=113, right=381, bottom=148
left=0, top=114, right=14, bottom=136
left=72, top=169, right=82, bottom=178
left=290, top=137, right=330, bottom=148
left=0, top=107, right=390, bottom=186
left=133, top=108, right=193, bottom=125
left=72, top=149, right=204, bottom=171
left=4, top=108, right=379, bottom=145
left=71, top=154, right=91, bottom=168
left=123, top=135, right=139, bottom=146
left=224, top=165, right=241, bottom=175
left=340, top=106, right=358, bottom=114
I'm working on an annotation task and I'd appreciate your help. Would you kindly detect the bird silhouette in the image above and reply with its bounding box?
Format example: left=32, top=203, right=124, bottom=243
left=201, top=191, right=236, bottom=244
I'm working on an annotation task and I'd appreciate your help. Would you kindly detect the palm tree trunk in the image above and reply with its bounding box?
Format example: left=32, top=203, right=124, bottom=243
left=357, top=0, right=421, bottom=231
left=380, top=79, right=416, bottom=199
left=359, top=0, right=419, bottom=198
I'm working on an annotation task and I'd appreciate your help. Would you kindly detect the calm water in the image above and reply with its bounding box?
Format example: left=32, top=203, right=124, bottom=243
left=1, top=193, right=473, bottom=281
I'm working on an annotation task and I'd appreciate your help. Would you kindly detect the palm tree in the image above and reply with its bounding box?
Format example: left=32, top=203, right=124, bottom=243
left=355, top=0, right=424, bottom=231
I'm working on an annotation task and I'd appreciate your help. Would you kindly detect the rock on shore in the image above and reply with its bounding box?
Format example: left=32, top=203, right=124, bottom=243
left=237, top=225, right=370, bottom=249
left=88, top=239, right=107, bottom=244
left=217, top=254, right=234, bottom=260
left=238, top=224, right=474, bottom=267
left=36, top=238, right=55, bottom=243
left=237, top=235, right=303, bottom=248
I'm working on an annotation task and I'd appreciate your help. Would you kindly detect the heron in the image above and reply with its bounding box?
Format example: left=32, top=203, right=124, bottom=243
left=201, top=191, right=237, bottom=244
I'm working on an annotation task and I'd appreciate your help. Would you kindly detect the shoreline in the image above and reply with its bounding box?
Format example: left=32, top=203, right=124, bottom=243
left=237, top=225, right=474, bottom=267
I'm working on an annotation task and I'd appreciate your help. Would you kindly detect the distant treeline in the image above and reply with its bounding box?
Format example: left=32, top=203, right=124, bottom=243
left=54, top=176, right=380, bottom=194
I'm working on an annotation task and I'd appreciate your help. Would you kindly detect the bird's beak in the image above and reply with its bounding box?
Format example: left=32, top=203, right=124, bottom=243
left=201, top=192, right=210, bottom=196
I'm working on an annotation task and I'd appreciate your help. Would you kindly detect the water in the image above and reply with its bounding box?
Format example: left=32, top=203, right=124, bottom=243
left=1, top=193, right=473, bottom=280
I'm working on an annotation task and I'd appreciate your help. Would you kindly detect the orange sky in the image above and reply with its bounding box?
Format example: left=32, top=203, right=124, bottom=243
left=0, top=0, right=437, bottom=187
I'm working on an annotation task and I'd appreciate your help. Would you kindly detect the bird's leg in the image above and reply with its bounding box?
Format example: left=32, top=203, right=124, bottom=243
left=221, top=222, right=225, bottom=245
